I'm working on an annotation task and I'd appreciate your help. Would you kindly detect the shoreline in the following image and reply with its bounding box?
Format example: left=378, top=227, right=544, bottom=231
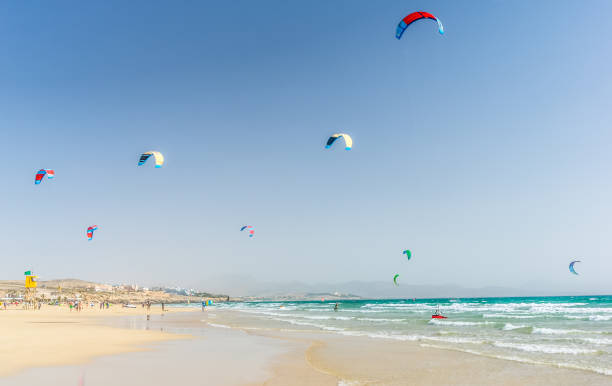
left=210, top=309, right=612, bottom=385
left=2, top=306, right=610, bottom=385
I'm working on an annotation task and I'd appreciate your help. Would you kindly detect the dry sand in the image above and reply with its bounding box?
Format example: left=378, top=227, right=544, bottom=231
left=0, top=304, right=190, bottom=376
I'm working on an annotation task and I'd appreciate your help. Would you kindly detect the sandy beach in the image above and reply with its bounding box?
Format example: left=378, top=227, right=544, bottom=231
left=0, top=304, right=190, bottom=377
left=0, top=306, right=325, bottom=386
left=1, top=306, right=610, bottom=385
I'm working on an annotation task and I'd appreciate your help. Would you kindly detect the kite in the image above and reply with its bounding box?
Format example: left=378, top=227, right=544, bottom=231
left=325, top=134, right=352, bottom=150
left=35, top=169, right=55, bottom=185
left=396, top=11, right=444, bottom=40
left=138, top=151, right=164, bottom=168
left=87, top=226, right=98, bottom=241
left=241, top=225, right=255, bottom=238
left=569, top=260, right=580, bottom=275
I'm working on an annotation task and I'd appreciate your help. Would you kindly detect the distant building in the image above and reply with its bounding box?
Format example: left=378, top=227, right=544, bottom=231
left=95, top=284, right=113, bottom=292
left=113, top=284, right=139, bottom=292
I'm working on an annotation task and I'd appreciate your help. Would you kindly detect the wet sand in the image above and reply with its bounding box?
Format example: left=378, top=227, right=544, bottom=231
left=303, top=333, right=612, bottom=385
left=1, top=307, right=610, bottom=385
left=211, top=309, right=612, bottom=385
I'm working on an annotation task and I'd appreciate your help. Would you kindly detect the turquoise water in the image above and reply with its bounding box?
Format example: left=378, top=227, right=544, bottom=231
left=215, top=296, right=612, bottom=376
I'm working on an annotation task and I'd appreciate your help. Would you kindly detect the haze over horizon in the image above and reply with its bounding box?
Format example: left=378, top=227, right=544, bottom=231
left=1, top=1, right=611, bottom=296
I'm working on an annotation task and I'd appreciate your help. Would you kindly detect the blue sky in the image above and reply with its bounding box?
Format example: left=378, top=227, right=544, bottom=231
left=0, top=1, right=611, bottom=294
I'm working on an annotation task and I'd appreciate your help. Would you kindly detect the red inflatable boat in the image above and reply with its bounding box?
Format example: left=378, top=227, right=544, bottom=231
left=431, top=305, right=447, bottom=319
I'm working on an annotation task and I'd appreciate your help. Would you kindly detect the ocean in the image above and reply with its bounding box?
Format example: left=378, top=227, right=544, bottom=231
left=214, top=296, right=612, bottom=376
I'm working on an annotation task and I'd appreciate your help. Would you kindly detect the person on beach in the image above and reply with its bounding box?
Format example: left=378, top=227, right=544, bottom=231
left=161, top=302, right=164, bottom=312
left=334, top=303, right=339, bottom=312
left=145, top=300, right=151, bottom=320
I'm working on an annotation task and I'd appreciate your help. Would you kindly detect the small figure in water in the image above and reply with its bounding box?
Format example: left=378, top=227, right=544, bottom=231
left=334, top=303, right=339, bottom=312
left=434, top=305, right=441, bottom=316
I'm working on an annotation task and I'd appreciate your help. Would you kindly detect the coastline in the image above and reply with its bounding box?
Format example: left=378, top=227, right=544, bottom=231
left=2, top=306, right=611, bottom=385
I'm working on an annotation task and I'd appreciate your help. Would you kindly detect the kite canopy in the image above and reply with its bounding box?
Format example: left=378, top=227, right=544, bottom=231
left=35, top=169, right=55, bottom=185
left=241, top=225, right=255, bottom=238
left=138, top=151, right=164, bottom=168
left=326, top=133, right=353, bottom=150
left=396, top=11, right=444, bottom=40
left=393, top=274, right=400, bottom=286
left=87, top=225, right=98, bottom=241
left=403, top=250, right=412, bottom=260
left=569, top=260, right=581, bottom=275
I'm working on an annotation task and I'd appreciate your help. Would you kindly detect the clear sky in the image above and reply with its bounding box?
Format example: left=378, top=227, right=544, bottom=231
left=1, top=0, right=611, bottom=294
